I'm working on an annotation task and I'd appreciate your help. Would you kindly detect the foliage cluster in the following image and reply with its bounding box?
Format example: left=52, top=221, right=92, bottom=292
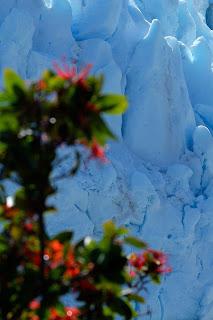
left=0, top=65, right=170, bottom=320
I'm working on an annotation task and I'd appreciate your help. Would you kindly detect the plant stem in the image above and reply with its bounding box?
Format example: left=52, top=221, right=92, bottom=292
left=38, top=205, right=47, bottom=318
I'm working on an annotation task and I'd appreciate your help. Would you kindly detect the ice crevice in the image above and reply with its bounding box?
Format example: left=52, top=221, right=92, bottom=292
left=1, top=0, right=213, bottom=318
left=158, top=288, right=165, bottom=320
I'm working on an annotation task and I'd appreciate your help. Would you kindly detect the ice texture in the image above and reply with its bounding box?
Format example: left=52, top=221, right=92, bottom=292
left=1, top=0, right=213, bottom=319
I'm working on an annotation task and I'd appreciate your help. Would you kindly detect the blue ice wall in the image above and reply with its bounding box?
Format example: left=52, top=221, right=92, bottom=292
left=1, top=0, right=213, bottom=319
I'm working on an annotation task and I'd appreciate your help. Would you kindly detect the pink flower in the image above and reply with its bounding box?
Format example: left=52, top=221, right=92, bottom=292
left=145, top=249, right=172, bottom=274
left=53, top=61, right=92, bottom=85
left=129, top=270, right=136, bottom=278
left=129, top=250, right=172, bottom=275
left=77, top=64, right=92, bottom=82
left=53, top=62, right=77, bottom=80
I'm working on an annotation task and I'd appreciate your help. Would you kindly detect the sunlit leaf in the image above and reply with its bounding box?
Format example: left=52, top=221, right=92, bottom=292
left=99, top=95, right=128, bottom=115
left=126, top=294, right=145, bottom=304
left=0, top=114, right=19, bottom=133
left=124, top=236, right=147, bottom=249
left=4, top=69, right=25, bottom=94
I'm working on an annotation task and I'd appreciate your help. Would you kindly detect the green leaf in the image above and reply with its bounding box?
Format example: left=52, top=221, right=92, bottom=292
left=0, top=142, right=7, bottom=157
left=92, top=115, right=116, bottom=145
left=14, top=188, right=27, bottom=209
left=87, top=75, right=104, bottom=95
left=110, top=297, right=134, bottom=320
left=99, top=95, right=128, bottom=115
left=0, top=238, right=8, bottom=253
left=151, top=273, right=161, bottom=284
left=48, top=76, right=64, bottom=90
left=103, top=221, right=128, bottom=241
left=4, top=69, right=25, bottom=94
left=0, top=92, right=11, bottom=107
left=53, top=231, right=73, bottom=243
left=116, top=226, right=128, bottom=237
left=103, top=220, right=117, bottom=238
left=124, top=236, right=147, bottom=249
left=126, top=294, right=145, bottom=304
left=0, top=114, right=19, bottom=133
left=42, top=69, right=55, bottom=81
left=103, top=306, right=114, bottom=319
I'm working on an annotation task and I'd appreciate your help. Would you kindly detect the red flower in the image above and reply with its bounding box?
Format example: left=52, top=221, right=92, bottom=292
left=53, top=62, right=92, bottom=85
left=29, top=300, right=40, bottom=310
left=76, top=279, right=97, bottom=292
left=36, top=80, right=47, bottom=91
left=3, top=205, right=19, bottom=219
left=24, top=247, right=41, bottom=267
left=129, top=250, right=171, bottom=275
left=32, top=251, right=41, bottom=267
left=24, top=222, right=34, bottom=233
left=49, top=239, right=64, bottom=252
left=85, top=102, right=98, bottom=112
left=48, top=307, right=80, bottom=320
left=147, top=249, right=166, bottom=263
left=64, top=250, right=80, bottom=278
left=64, top=267, right=80, bottom=278
left=45, top=239, right=64, bottom=268
left=90, top=141, right=107, bottom=163
left=129, top=253, right=146, bottom=270
left=24, top=239, right=81, bottom=277
left=49, top=308, right=60, bottom=320
left=145, top=249, right=172, bottom=274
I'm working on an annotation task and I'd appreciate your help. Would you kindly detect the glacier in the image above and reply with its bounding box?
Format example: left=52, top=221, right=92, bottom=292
left=1, top=0, right=213, bottom=319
